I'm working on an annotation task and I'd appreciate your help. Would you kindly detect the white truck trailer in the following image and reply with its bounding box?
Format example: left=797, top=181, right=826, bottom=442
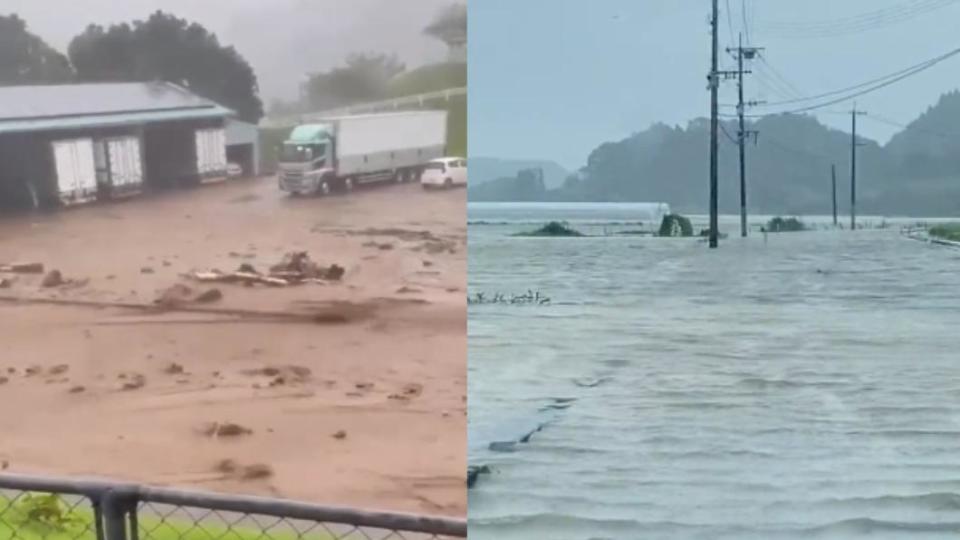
left=277, top=110, right=447, bottom=196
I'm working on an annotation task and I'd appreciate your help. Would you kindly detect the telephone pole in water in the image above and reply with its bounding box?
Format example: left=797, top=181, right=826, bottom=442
left=850, top=106, right=867, bottom=230
left=726, top=35, right=762, bottom=238
left=831, top=164, right=838, bottom=227
left=708, top=0, right=720, bottom=248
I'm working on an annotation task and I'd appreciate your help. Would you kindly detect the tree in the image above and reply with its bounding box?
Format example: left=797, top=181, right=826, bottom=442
left=0, top=14, right=74, bottom=84
left=304, top=53, right=405, bottom=110
left=68, top=11, right=264, bottom=123
left=424, top=3, right=467, bottom=45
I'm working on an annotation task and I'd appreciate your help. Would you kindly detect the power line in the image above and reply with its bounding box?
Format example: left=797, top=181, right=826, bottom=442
left=758, top=56, right=805, bottom=99
left=725, top=0, right=736, bottom=47
left=719, top=121, right=739, bottom=144
left=864, top=112, right=960, bottom=138
left=741, top=0, right=752, bottom=45
left=759, top=0, right=960, bottom=38
left=722, top=44, right=960, bottom=117
left=747, top=46, right=960, bottom=108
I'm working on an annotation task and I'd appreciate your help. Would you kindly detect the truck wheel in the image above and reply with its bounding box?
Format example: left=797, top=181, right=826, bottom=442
left=345, top=177, right=355, bottom=192
left=318, top=180, right=331, bottom=197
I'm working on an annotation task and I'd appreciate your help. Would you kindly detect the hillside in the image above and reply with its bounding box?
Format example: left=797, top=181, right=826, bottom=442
left=469, top=93, right=960, bottom=217
left=469, top=157, right=570, bottom=188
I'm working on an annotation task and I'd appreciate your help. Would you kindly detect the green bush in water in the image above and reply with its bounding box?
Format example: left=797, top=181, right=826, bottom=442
left=929, top=223, right=960, bottom=242
left=767, top=216, right=806, bottom=232
left=515, top=221, right=584, bottom=237
left=658, top=214, right=694, bottom=237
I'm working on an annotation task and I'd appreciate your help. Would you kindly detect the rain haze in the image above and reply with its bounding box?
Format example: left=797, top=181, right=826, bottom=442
left=6, top=0, right=452, bottom=101
left=470, top=0, right=960, bottom=169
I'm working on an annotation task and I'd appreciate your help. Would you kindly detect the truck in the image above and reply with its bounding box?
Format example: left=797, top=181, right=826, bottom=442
left=277, top=110, right=448, bottom=196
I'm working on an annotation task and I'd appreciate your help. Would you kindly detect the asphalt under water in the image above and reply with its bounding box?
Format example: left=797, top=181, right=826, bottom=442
left=468, top=205, right=960, bottom=539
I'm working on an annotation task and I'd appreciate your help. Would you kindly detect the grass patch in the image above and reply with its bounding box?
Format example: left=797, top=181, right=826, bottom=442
left=929, top=223, right=960, bottom=242
left=766, top=216, right=806, bottom=233
left=513, top=221, right=584, bottom=237
left=0, top=495, right=340, bottom=540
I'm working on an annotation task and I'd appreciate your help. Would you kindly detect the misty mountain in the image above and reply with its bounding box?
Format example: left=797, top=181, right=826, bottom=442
left=469, top=157, right=569, bottom=188
left=469, top=92, right=960, bottom=217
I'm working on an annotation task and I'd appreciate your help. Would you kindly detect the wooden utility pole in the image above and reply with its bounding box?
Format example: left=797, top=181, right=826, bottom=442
left=708, top=0, right=720, bottom=248
left=850, top=106, right=867, bottom=230
left=726, top=35, right=762, bottom=238
left=831, top=164, right=838, bottom=227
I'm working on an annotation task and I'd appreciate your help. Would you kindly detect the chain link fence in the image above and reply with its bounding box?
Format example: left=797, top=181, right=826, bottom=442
left=0, top=473, right=465, bottom=540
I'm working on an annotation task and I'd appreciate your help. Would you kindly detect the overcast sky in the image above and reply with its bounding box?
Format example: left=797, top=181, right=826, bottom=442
left=470, top=0, right=960, bottom=170
left=6, top=0, right=451, bottom=102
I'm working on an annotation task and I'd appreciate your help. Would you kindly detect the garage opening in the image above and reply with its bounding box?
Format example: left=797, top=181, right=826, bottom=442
left=226, top=144, right=255, bottom=177
left=143, top=123, right=198, bottom=189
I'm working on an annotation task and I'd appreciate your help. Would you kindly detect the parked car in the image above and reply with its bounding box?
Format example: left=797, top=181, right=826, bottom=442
left=226, top=162, right=243, bottom=178
left=421, top=157, right=467, bottom=189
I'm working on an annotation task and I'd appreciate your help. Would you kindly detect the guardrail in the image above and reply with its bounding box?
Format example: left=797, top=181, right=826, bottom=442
left=0, top=473, right=466, bottom=540
left=264, top=87, right=467, bottom=127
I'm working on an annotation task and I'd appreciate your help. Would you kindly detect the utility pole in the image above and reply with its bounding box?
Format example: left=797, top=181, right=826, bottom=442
left=726, top=34, right=762, bottom=238
left=708, top=0, right=720, bottom=248
left=850, top=105, right=867, bottom=230
left=831, top=164, right=838, bottom=227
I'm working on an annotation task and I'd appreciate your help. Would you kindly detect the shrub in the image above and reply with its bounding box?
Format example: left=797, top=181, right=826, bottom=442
left=658, top=214, right=694, bottom=237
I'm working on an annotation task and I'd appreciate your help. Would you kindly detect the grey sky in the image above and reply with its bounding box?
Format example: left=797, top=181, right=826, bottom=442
left=6, top=0, right=451, bottom=101
left=469, top=0, right=960, bottom=170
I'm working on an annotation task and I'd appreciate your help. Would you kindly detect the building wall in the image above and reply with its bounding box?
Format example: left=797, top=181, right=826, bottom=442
left=0, top=117, right=226, bottom=212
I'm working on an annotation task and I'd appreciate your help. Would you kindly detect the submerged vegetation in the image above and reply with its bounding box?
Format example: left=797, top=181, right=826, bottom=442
left=468, top=290, right=551, bottom=305
left=928, top=223, right=960, bottom=242
left=658, top=214, right=694, bottom=237
left=513, top=221, right=584, bottom=237
left=767, top=217, right=807, bottom=233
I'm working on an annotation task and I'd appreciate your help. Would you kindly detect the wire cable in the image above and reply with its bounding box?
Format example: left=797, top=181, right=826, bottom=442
left=751, top=46, right=960, bottom=108
left=723, top=44, right=960, bottom=117
left=759, top=0, right=960, bottom=38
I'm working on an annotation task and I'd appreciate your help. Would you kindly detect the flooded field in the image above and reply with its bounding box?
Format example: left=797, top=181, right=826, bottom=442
left=468, top=203, right=960, bottom=539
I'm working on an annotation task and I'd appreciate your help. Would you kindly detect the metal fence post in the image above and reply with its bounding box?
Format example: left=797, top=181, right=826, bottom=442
left=101, top=487, right=138, bottom=540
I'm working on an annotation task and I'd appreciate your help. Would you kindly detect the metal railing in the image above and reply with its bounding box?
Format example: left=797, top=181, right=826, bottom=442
left=263, top=87, right=467, bottom=127
left=0, top=473, right=466, bottom=540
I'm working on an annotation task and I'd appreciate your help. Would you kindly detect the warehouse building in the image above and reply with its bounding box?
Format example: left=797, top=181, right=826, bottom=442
left=0, top=81, right=235, bottom=211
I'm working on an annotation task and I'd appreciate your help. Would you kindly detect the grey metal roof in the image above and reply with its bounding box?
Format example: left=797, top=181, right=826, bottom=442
left=0, top=81, right=234, bottom=134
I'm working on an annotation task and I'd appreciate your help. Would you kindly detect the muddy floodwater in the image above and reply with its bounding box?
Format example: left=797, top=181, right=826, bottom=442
left=468, top=203, right=960, bottom=539
left=0, top=178, right=466, bottom=516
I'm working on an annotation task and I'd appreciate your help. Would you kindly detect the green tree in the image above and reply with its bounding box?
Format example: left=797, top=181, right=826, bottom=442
left=423, top=3, right=467, bottom=45
left=304, top=53, right=405, bottom=110
left=0, top=14, right=74, bottom=84
left=68, top=11, right=264, bottom=122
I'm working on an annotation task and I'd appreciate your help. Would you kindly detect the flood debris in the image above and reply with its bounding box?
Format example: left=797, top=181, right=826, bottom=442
left=119, top=373, right=146, bottom=391
left=242, top=365, right=312, bottom=384
left=194, top=288, right=223, bottom=304
left=41, top=270, right=65, bottom=288
left=202, top=422, right=253, bottom=438
left=185, top=251, right=344, bottom=287
left=240, top=463, right=273, bottom=480
left=163, top=362, right=185, bottom=375
left=0, top=262, right=44, bottom=274
left=154, top=284, right=223, bottom=306
left=467, top=465, right=492, bottom=488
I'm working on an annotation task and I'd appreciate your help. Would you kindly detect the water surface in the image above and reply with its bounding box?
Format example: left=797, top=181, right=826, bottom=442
left=468, top=203, right=960, bottom=539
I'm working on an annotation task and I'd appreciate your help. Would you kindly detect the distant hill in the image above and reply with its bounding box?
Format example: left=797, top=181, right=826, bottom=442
left=469, top=157, right=570, bottom=189
left=468, top=92, right=960, bottom=217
